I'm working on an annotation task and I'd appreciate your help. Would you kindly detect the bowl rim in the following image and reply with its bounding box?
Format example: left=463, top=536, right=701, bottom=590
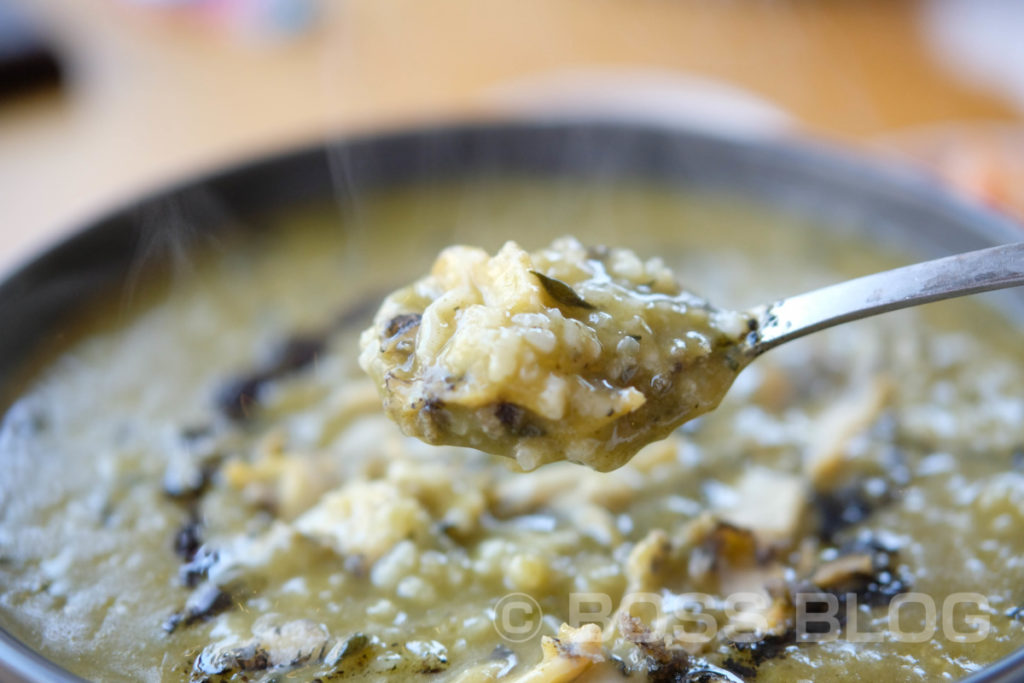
left=1, top=118, right=1021, bottom=683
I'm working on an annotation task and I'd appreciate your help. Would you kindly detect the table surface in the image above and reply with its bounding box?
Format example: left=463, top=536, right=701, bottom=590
left=1, top=0, right=1022, bottom=272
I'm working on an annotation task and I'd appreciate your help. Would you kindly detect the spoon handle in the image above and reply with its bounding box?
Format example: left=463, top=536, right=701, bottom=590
left=751, top=241, right=1024, bottom=355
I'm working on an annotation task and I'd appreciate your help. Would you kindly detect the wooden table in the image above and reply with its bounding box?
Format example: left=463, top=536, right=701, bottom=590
left=1, top=0, right=1020, bottom=271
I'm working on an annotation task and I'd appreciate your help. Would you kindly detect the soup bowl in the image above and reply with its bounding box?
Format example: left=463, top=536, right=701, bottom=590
left=0, top=121, right=1022, bottom=682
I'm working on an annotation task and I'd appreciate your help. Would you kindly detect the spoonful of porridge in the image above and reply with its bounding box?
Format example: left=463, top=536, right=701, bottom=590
left=359, top=237, right=1024, bottom=471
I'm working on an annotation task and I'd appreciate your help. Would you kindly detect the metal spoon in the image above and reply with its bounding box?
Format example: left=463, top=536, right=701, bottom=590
left=747, top=241, right=1024, bottom=356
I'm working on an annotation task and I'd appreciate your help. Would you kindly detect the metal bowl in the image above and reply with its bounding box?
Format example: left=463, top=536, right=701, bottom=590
left=1, top=120, right=1022, bottom=682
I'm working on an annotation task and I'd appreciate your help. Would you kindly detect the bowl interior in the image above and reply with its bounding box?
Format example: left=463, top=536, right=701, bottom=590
left=1, top=121, right=1022, bottom=682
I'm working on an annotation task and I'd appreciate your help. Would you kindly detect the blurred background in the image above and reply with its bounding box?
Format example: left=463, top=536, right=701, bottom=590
left=2, top=0, right=1023, bottom=271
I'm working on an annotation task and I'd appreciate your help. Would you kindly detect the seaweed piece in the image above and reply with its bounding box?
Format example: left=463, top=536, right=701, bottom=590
left=164, top=583, right=232, bottom=633
left=812, top=473, right=899, bottom=543
left=835, top=536, right=910, bottom=607
left=192, top=642, right=270, bottom=678
left=173, top=517, right=203, bottom=561
left=163, top=426, right=223, bottom=504
left=215, top=287, right=387, bottom=422
left=495, top=402, right=545, bottom=438
left=812, top=486, right=876, bottom=543
left=162, top=613, right=184, bottom=635
left=379, top=313, right=423, bottom=355
left=214, top=376, right=261, bottom=421
left=179, top=546, right=218, bottom=588
left=791, top=533, right=911, bottom=638
left=531, top=271, right=595, bottom=310
left=215, top=332, right=326, bottom=420
left=730, top=629, right=797, bottom=667
left=384, top=313, right=422, bottom=340
left=720, top=658, right=756, bottom=679
left=321, top=636, right=448, bottom=679
left=419, top=397, right=450, bottom=432
left=620, top=615, right=693, bottom=682
left=270, top=334, right=326, bottom=373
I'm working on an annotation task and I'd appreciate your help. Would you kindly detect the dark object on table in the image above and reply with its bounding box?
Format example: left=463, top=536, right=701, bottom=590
left=0, top=1, right=62, bottom=100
